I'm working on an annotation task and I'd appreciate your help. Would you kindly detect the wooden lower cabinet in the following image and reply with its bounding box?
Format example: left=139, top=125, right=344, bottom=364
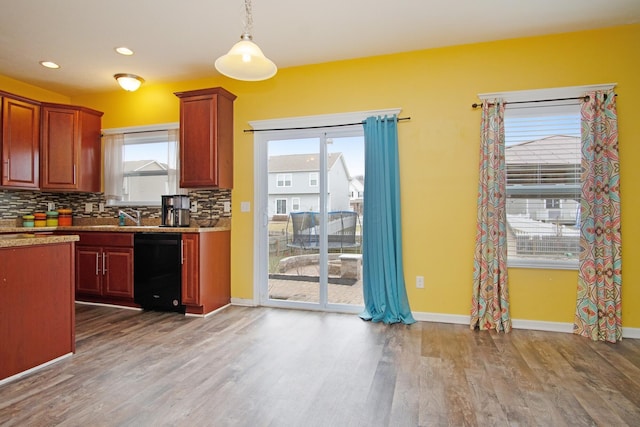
left=1, top=241, right=75, bottom=381
left=182, top=231, right=230, bottom=315
left=75, top=232, right=134, bottom=304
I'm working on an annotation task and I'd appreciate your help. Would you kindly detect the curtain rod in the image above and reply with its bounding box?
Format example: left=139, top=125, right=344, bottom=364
left=471, top=93, right=616, bottom=109
left=101, top=129, right=171, bottom=137
left=244, top=116, right=411, bottom=133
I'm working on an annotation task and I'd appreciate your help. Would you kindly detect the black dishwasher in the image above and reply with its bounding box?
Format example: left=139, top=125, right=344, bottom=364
left=134, top=233, right=185, bottom=313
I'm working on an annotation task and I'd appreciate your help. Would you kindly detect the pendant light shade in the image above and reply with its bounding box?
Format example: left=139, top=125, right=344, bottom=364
left=214, top=0, right=277, bottom=81
left=215, top=33, right=277, bottom=81
left=114, top=73, right=144, bottom=91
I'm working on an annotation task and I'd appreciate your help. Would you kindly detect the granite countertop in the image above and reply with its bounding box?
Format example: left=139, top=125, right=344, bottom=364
left=0, top=217, right=231, bottom=235
left=0, top=233, right=79, bottom=249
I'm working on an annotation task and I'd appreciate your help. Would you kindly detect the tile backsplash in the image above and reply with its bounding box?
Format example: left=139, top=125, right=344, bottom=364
left=0, top=188, right=231, bottom=224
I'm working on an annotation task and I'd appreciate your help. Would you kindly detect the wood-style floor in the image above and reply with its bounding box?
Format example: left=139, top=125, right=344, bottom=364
left=1, top=304, right=640, bottom=426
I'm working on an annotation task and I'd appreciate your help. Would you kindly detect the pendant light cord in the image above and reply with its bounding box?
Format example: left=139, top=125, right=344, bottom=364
left=243, top=0, right=253, bottom=35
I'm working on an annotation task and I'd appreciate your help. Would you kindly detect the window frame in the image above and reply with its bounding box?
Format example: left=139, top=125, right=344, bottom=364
left=291, top=197, right=301, bottom=211
left=103, top=122, right=179, bottom=207
left=276, top=173, right=292, bottom=188
left=309, top=172, right=318, bottom=187
left=478, top=83, right=616, bottom=271
left=275, top=198, right=288, bottom=215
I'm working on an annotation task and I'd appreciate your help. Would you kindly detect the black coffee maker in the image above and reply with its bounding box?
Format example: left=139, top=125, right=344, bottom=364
left=161, top=195, right=190, bottom=227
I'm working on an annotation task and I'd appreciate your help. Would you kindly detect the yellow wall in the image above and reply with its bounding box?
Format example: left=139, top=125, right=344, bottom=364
left=8, top=24, right=640, bottom=327
left=0, top=74, right=70, bottom=104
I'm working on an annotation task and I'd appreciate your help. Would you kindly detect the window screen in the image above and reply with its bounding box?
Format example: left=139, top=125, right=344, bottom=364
left=504, top=101, right=581, bottom=268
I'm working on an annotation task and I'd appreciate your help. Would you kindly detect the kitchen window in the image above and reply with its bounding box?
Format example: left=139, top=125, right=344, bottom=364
left=104, top=124, right=181, bottom=206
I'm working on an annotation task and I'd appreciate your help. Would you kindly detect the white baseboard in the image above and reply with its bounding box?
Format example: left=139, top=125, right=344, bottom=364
left=0, top=353, right=72, bottom=387
left=412, top=311, right=470, bottom=325
left=622, top=327, right=640, bottom=339
left=231, top=298, right=258, bottom=307
left=411, top=310, right=639, bottom=339
left=75, top=301, right=142, bottom=311
left=185, top=304, right=232, bottom=318
left=511, top=319, right=574, bottom=334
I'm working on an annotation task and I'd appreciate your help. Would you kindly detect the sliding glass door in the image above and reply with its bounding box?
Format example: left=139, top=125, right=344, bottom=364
left=257, top=130, right=364, bottom=312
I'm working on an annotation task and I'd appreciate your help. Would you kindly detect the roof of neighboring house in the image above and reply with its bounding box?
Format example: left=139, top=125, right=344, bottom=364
left=350, top=176, right=364, bottom=191
left=124, top=160, right=168, bottom=172
left=269, top=153, right=343, bottom=173
left=506, top=135, right=580, bottom=164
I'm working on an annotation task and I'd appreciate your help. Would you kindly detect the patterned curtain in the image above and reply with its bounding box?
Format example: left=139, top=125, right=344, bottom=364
left=471, top=99, right=511, bottom=332
left=574, top=89, right=622, bottom=343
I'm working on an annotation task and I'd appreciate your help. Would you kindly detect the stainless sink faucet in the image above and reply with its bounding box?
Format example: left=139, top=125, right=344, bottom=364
left=118, top=209, right=141, bottom=226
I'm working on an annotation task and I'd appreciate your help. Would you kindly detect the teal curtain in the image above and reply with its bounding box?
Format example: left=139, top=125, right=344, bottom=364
left=359, top=115, right=415, bottom=324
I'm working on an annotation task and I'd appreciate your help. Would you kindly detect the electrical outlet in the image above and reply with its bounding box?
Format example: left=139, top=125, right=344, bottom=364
left=223, top=201, right=231, bottom=213
left=190, top=201, right=198, bottom=213
left=47, top=202, right=55, bottom=211
left=99, top=203, right=105, bottom=213
left=416, top=276, right=425, bottom=289
left=85, top=203, right=93, bottom=213
left=240, top=201, right=250, bottom=212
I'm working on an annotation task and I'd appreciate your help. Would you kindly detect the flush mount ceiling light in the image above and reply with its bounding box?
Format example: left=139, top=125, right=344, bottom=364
left=114, top=73, right=144, bottom=91
left=214, top=0, right=277, bottom=81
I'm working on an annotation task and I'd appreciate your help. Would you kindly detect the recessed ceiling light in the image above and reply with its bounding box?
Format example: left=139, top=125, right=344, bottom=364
left=39, top=61, right=60, bottom=69
left=115, top=47, right=134, bottom=56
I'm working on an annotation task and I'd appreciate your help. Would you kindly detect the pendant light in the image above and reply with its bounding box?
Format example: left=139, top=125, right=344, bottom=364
left=215, top=0, right=277, bottom=81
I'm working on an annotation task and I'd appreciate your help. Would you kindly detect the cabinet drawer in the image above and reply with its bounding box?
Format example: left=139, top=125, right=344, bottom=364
left=76, top=232, right=133, bottom=247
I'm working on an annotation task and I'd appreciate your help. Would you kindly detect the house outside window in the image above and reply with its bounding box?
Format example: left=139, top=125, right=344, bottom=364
left=504, top=100, right=581, bottom=269
left=309, top=172, right=318, bottom=187
left=276, top=198, right=288, bottom=215
left=104, top=127, right=180, bottom=206
left=277, top=173, right=292, bottom=187
left=292, top=198, right=301, bottom=211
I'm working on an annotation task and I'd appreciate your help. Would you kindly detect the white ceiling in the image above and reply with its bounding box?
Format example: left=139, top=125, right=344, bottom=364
left=1, top=0, right=639, bottom=96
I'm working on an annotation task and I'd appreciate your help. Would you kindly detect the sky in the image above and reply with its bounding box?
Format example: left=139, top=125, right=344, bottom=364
left=268, top=136, right=365, bottom=176
left=122, top=133, right=366, bottom=176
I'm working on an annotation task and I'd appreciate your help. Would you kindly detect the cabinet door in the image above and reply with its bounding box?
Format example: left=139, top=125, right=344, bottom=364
left=41, top=105, right=79, bottom=190
left=1, top=97, right=40, bottom=188
left=181, top=234, right=200, bottom=305
left=103, top=247, right=134, bottom=298
left=76, top=245, right=102, bottom=296
left=176, top=87, right=235, bottom=189
left=179, top=94, right=219, bottom=188
left=77, top=109, right=102, bottom=192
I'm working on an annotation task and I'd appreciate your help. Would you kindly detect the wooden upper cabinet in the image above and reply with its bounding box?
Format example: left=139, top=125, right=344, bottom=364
left=1, top=96, right=40, bottom=188
left=175, top=87, right=236, bottom=189
left=41, top=103, right=103, bottom=192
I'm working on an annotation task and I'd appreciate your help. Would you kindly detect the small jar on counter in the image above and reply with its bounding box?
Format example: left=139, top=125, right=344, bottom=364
left=46, top=210, right=59, bottom=227
left=34, top=212, right=47, bottom=227
left=22, top=214, right=35, bottom=227
left=57, top=208, right=73, bottom=226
